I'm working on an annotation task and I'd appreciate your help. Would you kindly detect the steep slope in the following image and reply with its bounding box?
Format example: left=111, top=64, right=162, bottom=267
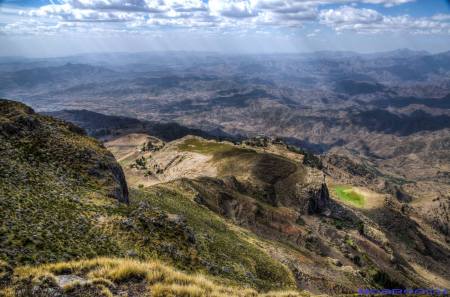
left=0, top=99, right=130, bottom=266
left=106, top=133, right=450, bottom=294
left=0, top=100, right=308, bottom=296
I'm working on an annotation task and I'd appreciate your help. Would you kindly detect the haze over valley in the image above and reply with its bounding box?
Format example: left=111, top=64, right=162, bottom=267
left=1, top=0, right=450, bottom=296
left=2, top=50, right=449, bottom=197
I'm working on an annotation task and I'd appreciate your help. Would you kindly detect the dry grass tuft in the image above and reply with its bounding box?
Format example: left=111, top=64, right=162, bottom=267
left=9, top=258, right=311, bottom=297
left=152, top=283, right=204, bottom=297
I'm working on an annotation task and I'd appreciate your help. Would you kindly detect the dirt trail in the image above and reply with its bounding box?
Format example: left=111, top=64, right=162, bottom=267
left=116, top=151, right=138, bottom=162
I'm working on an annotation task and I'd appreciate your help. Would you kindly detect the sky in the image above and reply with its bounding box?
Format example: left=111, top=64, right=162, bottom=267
left=0, top=0, right=449, bottom=57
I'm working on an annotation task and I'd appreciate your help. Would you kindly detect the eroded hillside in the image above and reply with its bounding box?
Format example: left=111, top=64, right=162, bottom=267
left=0, top=100, right=309, bottom=296
left=1, top=100, right=449, bottom=296
left=106, top=133, right=450, bottom=294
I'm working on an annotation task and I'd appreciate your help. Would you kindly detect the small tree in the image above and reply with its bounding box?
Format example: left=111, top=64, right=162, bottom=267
left=135, top=156, right=147, bottom=169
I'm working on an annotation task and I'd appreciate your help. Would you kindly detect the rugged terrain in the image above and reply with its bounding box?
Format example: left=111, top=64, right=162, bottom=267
left=0, top=100, right=317, bottom=296
left=2, top=51, right=447, bottom=206
left=1, top=49, right=450, bottom=296
left=0, top=100, right=449, bottom=296
left=102, top=131, right=450, bottom=294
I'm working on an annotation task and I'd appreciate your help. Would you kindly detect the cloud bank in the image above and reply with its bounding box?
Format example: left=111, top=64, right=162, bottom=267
left=0, top=0, right=447, bottom=36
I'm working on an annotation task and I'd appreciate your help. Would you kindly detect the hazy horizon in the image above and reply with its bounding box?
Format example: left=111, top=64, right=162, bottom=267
left=1, top=2, right=450, bottom=295
left=1, top=0, right=450, bottom=57
left=0, top=47, right=449, bottom=60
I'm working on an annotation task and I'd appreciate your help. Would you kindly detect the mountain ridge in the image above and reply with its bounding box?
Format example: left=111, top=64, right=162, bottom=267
left=1, top=38, right=450, bottom=297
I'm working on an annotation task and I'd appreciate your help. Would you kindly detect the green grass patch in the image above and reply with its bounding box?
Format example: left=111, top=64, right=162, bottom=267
left=178, top=138, right=235, bottom=155
left=333, top=186, right=365, bottom=208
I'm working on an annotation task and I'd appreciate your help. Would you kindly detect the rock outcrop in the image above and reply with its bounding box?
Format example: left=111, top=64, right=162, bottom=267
left=0, top=99, right=129, bottom=204
left=308, top=183, right=330, bottom=214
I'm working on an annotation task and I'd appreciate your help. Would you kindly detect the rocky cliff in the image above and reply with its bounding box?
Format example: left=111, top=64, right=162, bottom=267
left=0, top=99, right=128, bottom=203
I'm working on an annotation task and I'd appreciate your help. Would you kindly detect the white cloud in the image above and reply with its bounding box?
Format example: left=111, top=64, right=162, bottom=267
left=432, top=14, right=450, bottom=22
left=251, top=0, right=316, bottom=13
left=209, top=0, right=256, bottom=18
left=320, top=6, right=383, bottom=25
left=361, top=0, right=415, bottom=7
left=319, top=6, right=450, bottom=34
left=65, top=0, right=164, bottom=12
left=26, top=4, right=144, bottom=22
left=62, top=0, right=204, bottom=13
left=1, top=0, right=448, bottom=37
left=250, top=0, right=415, bottom=9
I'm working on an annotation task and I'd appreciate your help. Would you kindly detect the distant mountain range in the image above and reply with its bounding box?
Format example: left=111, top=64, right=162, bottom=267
left=45, top=109, right=238, bottom=142
left=0, top=50, right=448, bottom=296
left=1, top=50, right=447, bottom=198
